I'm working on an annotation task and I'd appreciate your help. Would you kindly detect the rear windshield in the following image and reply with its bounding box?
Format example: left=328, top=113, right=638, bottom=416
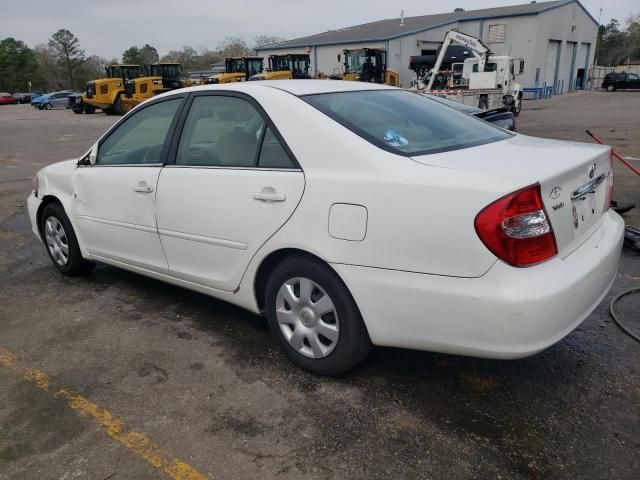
left=302, top=90, right=511, bottom=156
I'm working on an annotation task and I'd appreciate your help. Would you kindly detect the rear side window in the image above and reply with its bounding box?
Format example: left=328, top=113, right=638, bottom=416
left=176, top=95, right=295, bottom=168
left=303, top=90, right=510, bottom=156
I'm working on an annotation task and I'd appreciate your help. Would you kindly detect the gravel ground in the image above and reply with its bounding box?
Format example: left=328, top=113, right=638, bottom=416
left=0, top=92, right=638, bottom=480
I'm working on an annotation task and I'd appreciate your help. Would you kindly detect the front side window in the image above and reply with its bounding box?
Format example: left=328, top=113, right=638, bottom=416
left=97, top=99, right=181, bottom=165
left=303, top=90, right=510, bottom=156
left=176, top=95, right=295, bottom=168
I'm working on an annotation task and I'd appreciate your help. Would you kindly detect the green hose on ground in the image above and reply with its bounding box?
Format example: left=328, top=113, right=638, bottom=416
left=610, top=287, right=640, bottom=343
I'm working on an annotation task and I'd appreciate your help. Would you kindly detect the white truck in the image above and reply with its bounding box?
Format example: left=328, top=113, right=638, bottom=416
left=417, top=30, right=525, bottom=116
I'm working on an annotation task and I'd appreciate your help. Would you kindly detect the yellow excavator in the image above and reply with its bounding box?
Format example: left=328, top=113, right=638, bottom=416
left=249, top=54, right=311, bottom=81
left=335, top=48, right=400, bottom=86
left=120, top=63, right=188, bottom=113
left=83, top=65, right=143, bottom=114
left=205, top=57, right=264, bottom=84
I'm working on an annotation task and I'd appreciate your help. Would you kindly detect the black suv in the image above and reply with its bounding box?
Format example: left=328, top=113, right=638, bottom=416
left=602, top=72, right=640, bottom=91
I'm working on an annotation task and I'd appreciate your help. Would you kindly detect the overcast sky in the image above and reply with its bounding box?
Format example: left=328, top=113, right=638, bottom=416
left=1, top=0, right=637, bottom=59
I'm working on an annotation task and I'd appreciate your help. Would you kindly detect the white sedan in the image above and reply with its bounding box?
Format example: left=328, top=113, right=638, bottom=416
left=28, top=80, right=624, bottom=375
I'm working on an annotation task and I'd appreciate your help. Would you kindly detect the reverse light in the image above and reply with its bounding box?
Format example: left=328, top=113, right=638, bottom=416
left=475, top=184, right=558, bottom=267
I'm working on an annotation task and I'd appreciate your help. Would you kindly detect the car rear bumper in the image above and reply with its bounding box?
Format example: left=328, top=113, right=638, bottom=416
left=332, top=210, right=624, bottom=359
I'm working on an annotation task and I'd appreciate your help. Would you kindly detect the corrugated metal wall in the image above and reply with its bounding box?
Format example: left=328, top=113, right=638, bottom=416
left=255, top=2, right=598, bottom=91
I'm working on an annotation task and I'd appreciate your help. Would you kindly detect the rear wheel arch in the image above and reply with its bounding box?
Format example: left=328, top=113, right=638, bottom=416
left=254, top=249, right=346, bottom=313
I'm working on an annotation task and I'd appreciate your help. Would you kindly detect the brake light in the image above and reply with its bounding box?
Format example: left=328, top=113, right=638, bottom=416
left=475, top=184, right=558, bottom=267
left=604, top=151, right=614, bottom=212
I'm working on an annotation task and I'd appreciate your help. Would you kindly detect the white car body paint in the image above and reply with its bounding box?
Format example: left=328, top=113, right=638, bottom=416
left=28, top=80, right=624, bottom=359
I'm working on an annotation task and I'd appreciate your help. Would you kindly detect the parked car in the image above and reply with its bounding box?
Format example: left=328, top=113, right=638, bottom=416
left=0, top=92, right=17, bottom=105
left=424, top=93, right=517, bottom=131
left=31, top=93, right=46, bottom=108
left=28, top=81, right=624, bottom=375
left=602, top=72, right=640, bottom=91
left=12, top=92, right=32, bottom=103
left=39, top=91, right=75, bottom=110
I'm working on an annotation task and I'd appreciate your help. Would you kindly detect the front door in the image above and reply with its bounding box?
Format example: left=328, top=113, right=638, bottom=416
left=72, top=97, right=183, bottom=272
left=155, top=93, right=305, bottom=291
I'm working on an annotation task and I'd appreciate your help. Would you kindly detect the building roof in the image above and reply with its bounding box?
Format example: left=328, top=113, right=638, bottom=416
left=256, top=0, right=596, bottom=50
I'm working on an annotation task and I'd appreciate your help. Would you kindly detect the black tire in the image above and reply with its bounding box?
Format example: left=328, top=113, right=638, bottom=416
left=478, top=96, right=489, bottom=110
left=265, top=255, right=372, bottom=376
left=103, top=107, right=117, bottom=115
left=44, top=103, right=52, bottom=110
left=40, top=202, right=95, bottom=275
left=113, top=95, right=123, bottom=115
left=72, top=105, right=83, bottom=114
left=84, top=104, right=96, bottom=114
left=512, top=94, right=522, bottom=117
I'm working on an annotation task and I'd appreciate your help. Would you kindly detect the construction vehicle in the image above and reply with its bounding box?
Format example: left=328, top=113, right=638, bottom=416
left=205, top=57, right=264, bottom=84
left=120, top=63, right=187, bottom=113
left=334, top=48, right=400, bottom=86
left=83, top=65, right=142, bottom=115
left=249, top=54, right=311, bottom=80
left=417, top=30, right=524, bottom=115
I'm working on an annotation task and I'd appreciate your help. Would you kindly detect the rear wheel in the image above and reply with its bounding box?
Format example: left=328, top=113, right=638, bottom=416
left=606, top=85, right=615, bottom=92
left=478, top=96, right=489, bottom=110
left=44, top=103, right=52, bottom=110
left=40, top=203, right=95, bottom=275
left=265, top=255, right=372, bottom=376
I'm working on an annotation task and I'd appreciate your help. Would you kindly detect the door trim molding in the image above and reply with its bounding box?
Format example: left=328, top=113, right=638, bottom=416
left=76, top=215, right=157, bottom=234
left=158, top=228, right=248, bottom=250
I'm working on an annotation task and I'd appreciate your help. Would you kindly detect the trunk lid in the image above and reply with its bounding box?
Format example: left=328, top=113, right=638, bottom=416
left=411, top=134, right=612, bottom=258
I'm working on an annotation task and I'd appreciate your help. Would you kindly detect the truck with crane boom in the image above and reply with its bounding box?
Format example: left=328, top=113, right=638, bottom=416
left=417, top=29, right=525, bottom=116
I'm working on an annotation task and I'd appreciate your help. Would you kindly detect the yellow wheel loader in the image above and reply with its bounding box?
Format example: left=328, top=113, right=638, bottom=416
left=249, top=54, right=310, bottom=81
left=120, top=63, right=186, bottom=113
left=83, top=65, right=143, bottom=115
left=205, top=57, right=264, bottom=84
left=334, top=48, right=400, bottom=86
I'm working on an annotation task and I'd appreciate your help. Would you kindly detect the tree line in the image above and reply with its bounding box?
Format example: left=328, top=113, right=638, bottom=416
left=596, top=15, right=640, bottom=67
left=0, top=30, right=285, bottom=93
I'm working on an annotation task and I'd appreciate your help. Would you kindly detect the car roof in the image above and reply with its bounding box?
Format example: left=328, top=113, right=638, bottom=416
left=179, top=79, right=398, bottom=98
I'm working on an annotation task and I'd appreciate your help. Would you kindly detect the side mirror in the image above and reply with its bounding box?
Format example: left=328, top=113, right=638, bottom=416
left=519, top=60, right=525, bottom=74
left=78, top=143, right=98, bottom=166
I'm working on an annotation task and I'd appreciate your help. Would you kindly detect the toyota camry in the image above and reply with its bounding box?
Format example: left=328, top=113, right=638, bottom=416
left=28, top=80, right=624, bottom=375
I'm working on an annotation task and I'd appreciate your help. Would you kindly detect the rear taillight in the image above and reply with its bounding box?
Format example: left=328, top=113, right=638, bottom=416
left=475, top=183, right=558, bottom=267
left=604, top=151, right=614, bottom=212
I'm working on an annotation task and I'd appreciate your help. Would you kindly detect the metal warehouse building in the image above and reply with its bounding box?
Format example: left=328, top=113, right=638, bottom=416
left=256, top=0, right=598, bottom=93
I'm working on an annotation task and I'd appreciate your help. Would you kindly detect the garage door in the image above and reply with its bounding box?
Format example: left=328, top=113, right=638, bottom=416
left=544, top=40, right=560, bottom=90
left=575, top=43, right=589, bottom=90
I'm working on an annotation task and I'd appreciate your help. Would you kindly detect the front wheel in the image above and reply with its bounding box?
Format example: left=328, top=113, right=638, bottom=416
left=114, top=95, right=123, bottom=115
left=512, top=95, right=522, bottom=117
left=44, top=103, right=52, bottom=110
left=84, top=104, right=96, bottom=114
left=606, top=85, right=615, bottom=92
left=40, top=203, right=95, bottom=275
left=478, top=96, right=489, bottom=110
left=265, top=255, right=372, bottom=376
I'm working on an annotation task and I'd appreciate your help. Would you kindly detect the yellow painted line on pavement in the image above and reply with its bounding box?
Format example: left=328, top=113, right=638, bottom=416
left=0, top=347, right=208, bottom=480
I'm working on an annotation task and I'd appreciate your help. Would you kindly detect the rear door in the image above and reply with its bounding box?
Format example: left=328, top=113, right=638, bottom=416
left=155, top=92, right=305, bottom=291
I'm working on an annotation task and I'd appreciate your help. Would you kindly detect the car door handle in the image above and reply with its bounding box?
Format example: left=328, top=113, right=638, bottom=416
left=253, top=191, right=286, bottom=202
left=133, top=181, right=154, bottom=193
